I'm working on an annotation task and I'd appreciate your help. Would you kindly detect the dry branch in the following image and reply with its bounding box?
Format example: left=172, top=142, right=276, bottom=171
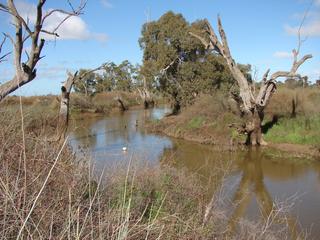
left=0, top=35, right=11, bottom=63
left=0, top=0, right=87, bottom=102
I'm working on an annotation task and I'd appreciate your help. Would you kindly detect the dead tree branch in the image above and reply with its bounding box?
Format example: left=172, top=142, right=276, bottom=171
left=0, top=0, right=87, bottom=102
left=0, top=35, right=11, bottom=63
left=190, top=15, right=312, bottom=145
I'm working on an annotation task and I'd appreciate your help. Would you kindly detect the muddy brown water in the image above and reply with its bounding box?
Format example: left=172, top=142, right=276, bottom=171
left=69, top=107, right=320, bottom=239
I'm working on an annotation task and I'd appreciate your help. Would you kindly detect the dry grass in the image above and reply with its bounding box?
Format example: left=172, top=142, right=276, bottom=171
left=266, top=86, right=320, bottom=117
left=71, top=91, right=141, bottom=114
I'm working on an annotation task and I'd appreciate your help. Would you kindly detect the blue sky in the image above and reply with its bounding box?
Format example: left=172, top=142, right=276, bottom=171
left=0, top=0, right=319, bottom=95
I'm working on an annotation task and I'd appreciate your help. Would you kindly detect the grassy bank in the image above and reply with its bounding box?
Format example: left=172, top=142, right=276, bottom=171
left=149, top=87, right=320, bottom=156
left=0, top=102, right=299, bottom=239
left=148, top=94, right=244, bottom=146
left=264, top=115, right=320, bottom=145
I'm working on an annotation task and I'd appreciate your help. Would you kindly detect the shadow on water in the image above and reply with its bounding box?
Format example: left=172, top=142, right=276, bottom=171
left=69, top=107, right=320, bottom=239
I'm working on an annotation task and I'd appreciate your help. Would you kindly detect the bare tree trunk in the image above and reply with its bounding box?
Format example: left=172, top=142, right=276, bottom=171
left=245, top=107, right=266, bottom=145
left=56, top=72, right=78, bottom=142
left=115, top=96, right=128, bottom=111
left=55, top=64, right=107, bottom=142
left=190, top=16, right=312, bottom=145
left=0, top=73, right=34, bottom=101
left=137, top=77, right=154, bottom=109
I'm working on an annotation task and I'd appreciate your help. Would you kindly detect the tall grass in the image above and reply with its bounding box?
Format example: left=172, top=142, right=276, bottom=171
left=263, top=86, right=320, bottom=146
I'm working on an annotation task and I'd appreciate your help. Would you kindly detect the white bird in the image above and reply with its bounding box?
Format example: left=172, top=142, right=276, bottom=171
left=122, top=146, right=127, bottom=152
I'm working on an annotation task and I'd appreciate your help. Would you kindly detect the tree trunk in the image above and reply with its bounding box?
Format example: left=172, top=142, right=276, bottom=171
left=0, top=72, right=35, bottom=102
left=245, top=107, right=266, bottom=145
left=138, top=77, right=154, bottom=109
left=291, top=96, right=297, bottom=118
left=116, top=96, right=128, bottom=111
left=170, top=91, right=180, bottom=115
left=56, top=72, right=77, bottom=142
left=172, top=100, right=180, bottom=115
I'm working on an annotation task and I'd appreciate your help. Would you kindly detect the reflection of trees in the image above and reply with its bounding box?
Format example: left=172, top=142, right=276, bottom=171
left=160, top=140, right=315, bottom=238
left=227, top=149, right=299, bottom=239
left=71, top=109, right=161, bottom=150
left=70, top=119, right=97, bottom=149
left=160, top=139, right=235, bottom=195
left=104, top=116, right=130, bottom=145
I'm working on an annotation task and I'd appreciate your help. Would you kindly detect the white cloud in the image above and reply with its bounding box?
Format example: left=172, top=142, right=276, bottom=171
left=15, top=1, right=107, bottom=42
left=285, top=19, right=320, bottom=37
left=273, top=51, right=293, bottom=59
left=285, top=1, right=320, bottom=37
left=37, top=65, right=67, bottom=79
left=100, top=0, right=113, bottom=8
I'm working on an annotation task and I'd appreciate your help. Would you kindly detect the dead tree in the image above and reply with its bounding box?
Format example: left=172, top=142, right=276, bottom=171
left=114, top=96, right=128, bottom=112
left=137, top=76, right=154, bottom=109
left=0, top=0, right=86, bottom=102
left=56, top=64, right=107, bottom=142
left=55, top=71, right=78, bottom=142
left=190, top=16, right=312, bottom=145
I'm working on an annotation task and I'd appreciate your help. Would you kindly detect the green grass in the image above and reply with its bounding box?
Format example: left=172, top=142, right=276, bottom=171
left=264, top=115, right=320, bottom=145
left=187, top=116, right=204, bottom=129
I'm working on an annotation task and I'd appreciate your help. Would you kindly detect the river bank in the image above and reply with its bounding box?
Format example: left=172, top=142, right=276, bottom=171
left=147, top=92, right=320, bottom=159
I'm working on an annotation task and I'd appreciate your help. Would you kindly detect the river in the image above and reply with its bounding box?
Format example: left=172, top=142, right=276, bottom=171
left=69, top=107, right=320, bottom=239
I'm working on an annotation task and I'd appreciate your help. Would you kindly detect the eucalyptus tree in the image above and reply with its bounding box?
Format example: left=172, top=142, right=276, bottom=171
left=73, top=69, right=97, bottom=96
left=139, top=11, right=234, bottom=114
left=114, top=60, right=136, bottom=92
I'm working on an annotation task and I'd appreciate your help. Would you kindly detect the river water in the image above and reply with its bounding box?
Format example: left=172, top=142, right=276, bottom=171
left=69, top=107, right=320, bottom=238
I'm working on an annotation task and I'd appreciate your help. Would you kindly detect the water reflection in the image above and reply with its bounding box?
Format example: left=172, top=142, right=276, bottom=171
left=162, top=142, right=320, bottom=238
left=228, top=149, right=299, bottom=238
left=69, top=108, right=172, bottom=170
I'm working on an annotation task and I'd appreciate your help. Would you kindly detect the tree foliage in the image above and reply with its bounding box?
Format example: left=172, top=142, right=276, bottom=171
left=139, top=11, right=236, bottom=112
left=73, top=69, right=96, bottom=96
left=74, top=60, right=138, bottom=94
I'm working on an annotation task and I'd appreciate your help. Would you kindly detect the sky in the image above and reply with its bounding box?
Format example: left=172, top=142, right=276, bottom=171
left=0, top=0, right=319, bottom=96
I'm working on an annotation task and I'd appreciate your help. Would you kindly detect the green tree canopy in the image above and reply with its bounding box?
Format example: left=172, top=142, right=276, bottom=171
left=139, top=11, right=236, bottom=112
left=73, top=69, right=96, bottom=96
left=74, top=60, right=139, bottom=95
